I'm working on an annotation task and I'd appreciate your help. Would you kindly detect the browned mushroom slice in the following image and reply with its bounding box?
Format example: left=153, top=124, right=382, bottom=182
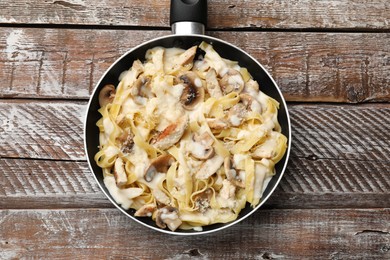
left=205, top=68, right=223, bottom=98
left=240, top=93, right=262, bottom=113
left=224, top=157, right=245, bottom=188
left=114, top=157, right=127, bottom=188
left=190, top=132, right=215, bottom=160
left=193, top=188, right=213, bottom=213
left=156, top=206, right=182, bottom=231
left=98, top=84, right=116, bottom=107
left=179, top=72, right=205, bottom=110
left=227, top=103, right=247, bottom=127
left=134, top=204, right=156, bottom=217
left=195, top=155, right=224, bottom=180
left=152, top=115, right=188, bottom=150
left=144, top=154, right=175, bottom=182
left=219, top=69, right=244, bottom=94
left=130, top=75, right=153, bottom=104
left=116, top=130, right=135, bottom=154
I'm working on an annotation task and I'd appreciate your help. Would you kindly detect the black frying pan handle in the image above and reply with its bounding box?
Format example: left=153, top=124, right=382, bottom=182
left=170, top=0, right=208, bottom=26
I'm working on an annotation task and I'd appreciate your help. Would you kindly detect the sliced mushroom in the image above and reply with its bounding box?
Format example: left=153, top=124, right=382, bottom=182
left=205, top=68, right=223, bottom=98
left=224, top=157, right=245, bottom=188
left=116, top=129, right=135, bottom=154
left=195, top=155, right=224, bottom=180
left=114, top=157, right=127, bottom=188
left=240, top=93, right=262, bottom=113
left=194, top=131, right=214, bottom=146
left=193, top=188, right=213, bottom=213
left=151, top=115, right=188, bottom=150
left=227, top=103, right=246, bottom=127
left=179, top=72, right=205, bottom=110
left=156, top=206, right=182, bottom=231
left=176, top=45, right=197, bottom=66
left=219, top=69, right=244, bottom=94
left=190, top=132, right=215, bottom=160
left=134, top=203, right=156, bottom=217
left=144, top=154, right=174, bottom=182
left=131, top=75, right=153, bottom=104
left=98, top=84, right=116, bottom=107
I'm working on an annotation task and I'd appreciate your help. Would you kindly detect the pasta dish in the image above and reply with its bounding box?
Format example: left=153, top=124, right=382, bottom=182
left=95, top=42, right=287, bottom=231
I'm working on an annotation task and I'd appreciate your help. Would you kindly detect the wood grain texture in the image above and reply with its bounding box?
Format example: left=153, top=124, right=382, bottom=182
left=0, top=208, right=389, bottom=259
left=0, top=101, right=85, bottom=160
left=0, top=0, right=389, bottom=30
left=1, top=102, right=389, bottom=209
left=1, top=157, right=389, bottom=210
left=1, top=28, right=389, bottom=102
left=2, top=101, right=389, bottom=161
left=0, top=158, right=112, bottom=208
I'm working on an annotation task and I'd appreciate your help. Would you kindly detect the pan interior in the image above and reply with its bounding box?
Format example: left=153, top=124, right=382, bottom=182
left=85, top=35, right=290, bottom=234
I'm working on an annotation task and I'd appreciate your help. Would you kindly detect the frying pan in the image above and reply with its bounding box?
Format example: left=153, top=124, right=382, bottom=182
left=84, top=0, right=291, bottom=235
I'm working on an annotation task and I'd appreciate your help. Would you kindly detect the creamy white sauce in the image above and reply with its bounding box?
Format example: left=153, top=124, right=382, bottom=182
left=230, top=114, right=241, bottom=126
left=193, top=226, right=203, bottom=232
left=126, top=145, right=148, bottom=179
left=256, top=91, right=270, bottom=111
left=237, top=129, right=250, bottom=139
left=250, top=100, right=262, bottom=113
left=194, top=77, right=202, bottom=88
left=105, top=146, right=119, bottom=158
left=104, top=176, right=143, bottom=209
left=121, top=97, right=140, bottom=116
left=228, top=74, right=244, bottom=87
left=164, top=47, right=185, bottom=72
left=189, top=141, right=207, bottom=158
left=103, top=117, right=114, bottom=137
left=219, top=67, right=229, bottom=77
left=160, top=208, right=179, bottom=220
left=233, top=154, right=247, bottom=168
left=253, top=163, right=267, bottom=203
left=170, top=84, right=184, bottom=99
left=239, top=170, right=246, bottom=183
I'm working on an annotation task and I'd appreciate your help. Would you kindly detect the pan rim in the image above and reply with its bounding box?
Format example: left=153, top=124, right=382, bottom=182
left=84, top=33, right=292, bottom=235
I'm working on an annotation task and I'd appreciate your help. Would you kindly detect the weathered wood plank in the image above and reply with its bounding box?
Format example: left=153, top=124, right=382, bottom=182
left=1, top=157, right=389, bottom=209
left=0, top=208, right=388, bottom=259
left=1, top=101, right=389, bottom=161
left=0, top=101, right=85, bottom=160
left=0, top=0, right=389, bottom=30
left=0, top=158, right=112, bottom=208
left=1, top=28, right=389, bottom=102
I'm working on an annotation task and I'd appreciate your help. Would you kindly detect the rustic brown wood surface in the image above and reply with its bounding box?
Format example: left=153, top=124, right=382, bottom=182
left=0, top=0, right=389, bottom=30
left=0, top=0, right=389, bottom=259
left=1, top=209, right=389, bottom=259
left=1, top=28, right=389, bottom=102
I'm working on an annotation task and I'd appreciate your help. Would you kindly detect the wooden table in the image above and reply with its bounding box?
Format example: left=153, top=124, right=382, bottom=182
left=1, top=0, right=389, bottom=259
